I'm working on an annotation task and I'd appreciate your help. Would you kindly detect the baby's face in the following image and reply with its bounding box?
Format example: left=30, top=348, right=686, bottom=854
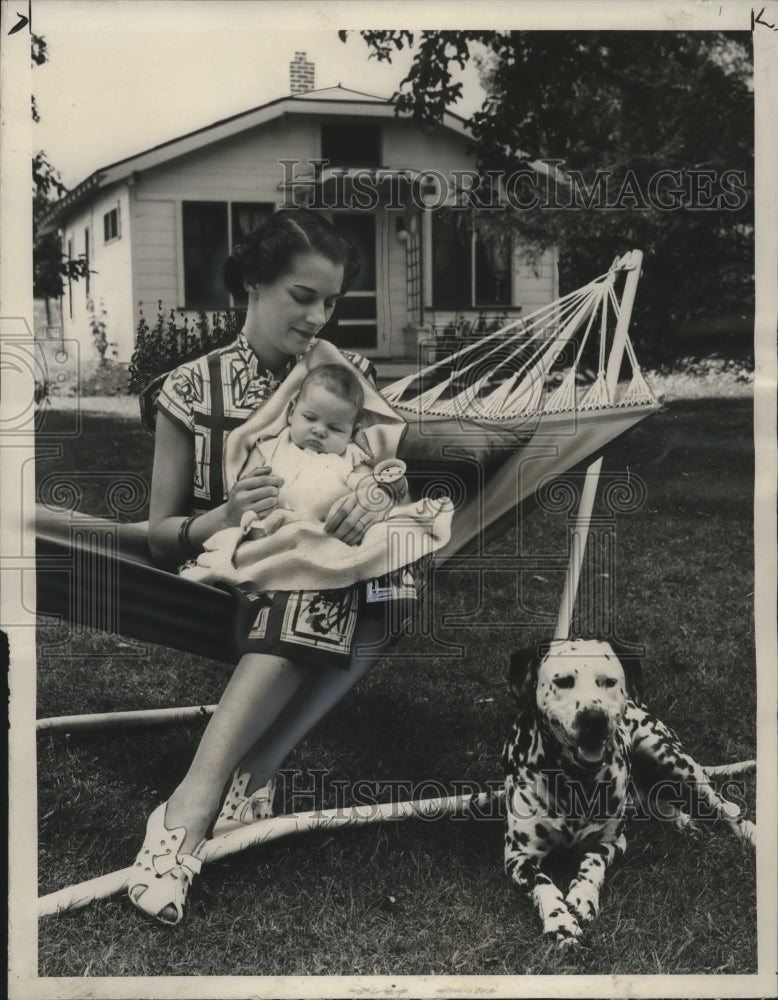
left=288, top=383, right=357, bottom=455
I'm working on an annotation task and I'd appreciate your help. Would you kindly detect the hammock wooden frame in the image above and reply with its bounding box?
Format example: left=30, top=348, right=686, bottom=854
left=36, top=249, right=678, bottom=917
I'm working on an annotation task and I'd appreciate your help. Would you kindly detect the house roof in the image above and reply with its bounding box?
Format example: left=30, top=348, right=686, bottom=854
left=41, top=85, right=472, bottom=231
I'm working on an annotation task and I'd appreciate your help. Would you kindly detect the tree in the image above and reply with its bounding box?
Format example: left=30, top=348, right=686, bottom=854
left=32, top=33, right=89, bottom=317
left=348, top=31, right=754, bottom=360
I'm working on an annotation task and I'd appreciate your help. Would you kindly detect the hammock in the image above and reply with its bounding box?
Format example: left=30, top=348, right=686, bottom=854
left=34, top=250, right=672, bottom=917
left=35, top=249, right=660, bottom=682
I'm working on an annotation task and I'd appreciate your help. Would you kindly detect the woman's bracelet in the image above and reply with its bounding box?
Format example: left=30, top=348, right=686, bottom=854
left=178, top=514, right=200, bottom=559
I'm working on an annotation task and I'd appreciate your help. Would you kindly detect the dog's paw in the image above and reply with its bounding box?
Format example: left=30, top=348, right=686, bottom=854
left=671, top=811, right=702, bottom=837
left=734, top=817, right=757, bottom=849
left=566, top=884, right=600, bottom=926
left=547, top=925, right=582, bottom=950
left=542, top=905, right=582, bottom=945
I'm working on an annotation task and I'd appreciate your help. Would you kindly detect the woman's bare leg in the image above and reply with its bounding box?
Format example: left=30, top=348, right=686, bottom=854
left=162, top=652, right=307, bottom=851
left=235, top=614, right=396, bottom=793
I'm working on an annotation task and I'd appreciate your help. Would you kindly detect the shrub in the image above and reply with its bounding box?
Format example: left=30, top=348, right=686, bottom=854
left=655, top=354, right=754, bottom=381
left=127, top=303, right=244, bottom=394
left=429, top=311, right=510, bottom=363
left=437, top=311, right=510, bottom=340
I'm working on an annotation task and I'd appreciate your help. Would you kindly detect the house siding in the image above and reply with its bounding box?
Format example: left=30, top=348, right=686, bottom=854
left=383, top=120, right=558, bottom=330
left=513, top=248, right=559, bottom=309
left=132, top=198, right=178, bottom=310
left=382, top=119, right=471, bottom=177
left=52, top=100, right=560, bottom=365
left=131, top=121, right=318, bottom=327
left=136, top=120, right=316, bottom=205
left=61, top=186, right=134, bottom=366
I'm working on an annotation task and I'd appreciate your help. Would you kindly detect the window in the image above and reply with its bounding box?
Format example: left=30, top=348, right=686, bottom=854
left=321, top=123, right=381, bottom=168
left=432, top=211, right=512, bottom=309
left=432, top=213, right=470, bottom=310
left=103, top=206, right=120, bottom=242
left=475, top=238, right=511, bottom=306
left=182, top=201, right=273, bottom=310
left=183, top=202, right=229, bottom=310
left=231, top=202, right=273, bottom=245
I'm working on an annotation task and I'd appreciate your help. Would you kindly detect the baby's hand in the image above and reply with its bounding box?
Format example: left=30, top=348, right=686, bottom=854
left=240, top=510, right=258, bottom=534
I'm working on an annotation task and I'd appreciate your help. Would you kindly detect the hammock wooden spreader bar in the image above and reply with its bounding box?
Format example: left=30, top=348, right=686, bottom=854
left=422, top=252, right=658, bottom=576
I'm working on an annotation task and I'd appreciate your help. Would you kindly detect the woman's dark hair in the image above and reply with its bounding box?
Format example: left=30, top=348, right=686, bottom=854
left=223, top=208, right=361, bottom=302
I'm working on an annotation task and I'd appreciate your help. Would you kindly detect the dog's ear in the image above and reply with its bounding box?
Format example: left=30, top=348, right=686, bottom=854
left=507, top=646, right=541, bottom=711
left=608, top=638, right=645, bottom=704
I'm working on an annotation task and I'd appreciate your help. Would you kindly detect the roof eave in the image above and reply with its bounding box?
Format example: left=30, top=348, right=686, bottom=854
left=40, top=88, right=474, bottom=230
left=39, top=172, right=106, bottom=233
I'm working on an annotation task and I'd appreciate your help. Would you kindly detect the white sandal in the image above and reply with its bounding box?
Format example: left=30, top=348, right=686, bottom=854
left=212, top=769, right=277, bottom=837
left=128, top=802, right=206, bottom=926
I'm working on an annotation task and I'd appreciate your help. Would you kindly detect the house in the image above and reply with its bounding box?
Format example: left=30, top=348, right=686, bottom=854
left=42, top=53, right=558, bottom=371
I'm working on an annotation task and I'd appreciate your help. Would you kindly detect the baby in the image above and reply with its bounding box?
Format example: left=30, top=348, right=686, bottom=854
left=241, top=364, right=406, bottom=538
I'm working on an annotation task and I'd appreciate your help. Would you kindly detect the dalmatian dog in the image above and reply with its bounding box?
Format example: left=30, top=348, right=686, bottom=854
left=502, top=638, right=756, bottom=946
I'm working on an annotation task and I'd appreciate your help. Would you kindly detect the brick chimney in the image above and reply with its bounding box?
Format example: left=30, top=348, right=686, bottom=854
left=290, top=52, right=315, bottom=94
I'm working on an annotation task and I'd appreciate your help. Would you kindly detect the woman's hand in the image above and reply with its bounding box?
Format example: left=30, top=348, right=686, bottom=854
left=224, top=466, right=284, bottom=526
left=324, top=491, right=388, bottom=546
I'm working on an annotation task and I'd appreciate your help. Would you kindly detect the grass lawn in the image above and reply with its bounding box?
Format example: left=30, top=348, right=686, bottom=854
left=34, top=397, right=757, bottom=978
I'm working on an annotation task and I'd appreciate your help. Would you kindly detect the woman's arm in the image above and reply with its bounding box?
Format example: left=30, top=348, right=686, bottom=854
left=148, top=412, right=216, bottom=566
left=148, top=411, right=283, bottom=566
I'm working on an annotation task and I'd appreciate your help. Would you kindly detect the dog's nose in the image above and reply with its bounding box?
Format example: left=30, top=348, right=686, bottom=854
left=576, top=706, right=610, bottom=742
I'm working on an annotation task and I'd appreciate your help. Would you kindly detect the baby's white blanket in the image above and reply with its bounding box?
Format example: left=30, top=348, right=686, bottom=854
left=180, top=340, right=453, bottom=591
left=180, top=495, right=452, bottom=592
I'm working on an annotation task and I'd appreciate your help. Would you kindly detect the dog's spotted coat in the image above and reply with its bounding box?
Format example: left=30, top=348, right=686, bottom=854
left=502, top=639, right=755, bottom=945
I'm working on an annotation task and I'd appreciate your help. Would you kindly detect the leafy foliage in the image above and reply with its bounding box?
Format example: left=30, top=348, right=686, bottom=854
left=31, top=32, right=47, bottom=122
left=127, top=304, right=244, bottom=394
left=33, top=189, right=89, bottom=301
left=32, top=33, right=90, bottom=301
left=88, top=298, right=115, bottom=366
left=350, top=31, right=754, bottom=360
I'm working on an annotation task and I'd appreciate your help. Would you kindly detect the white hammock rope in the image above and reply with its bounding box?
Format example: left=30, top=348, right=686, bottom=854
left=381, top=279, right=601, bottom=405
left=381, top=260, right=657, bottom=423
left=382, top=277, right=612, bottom=417
left=618, top=333, right=658, bottom=408
left=545, top=276, right=613, bottom=413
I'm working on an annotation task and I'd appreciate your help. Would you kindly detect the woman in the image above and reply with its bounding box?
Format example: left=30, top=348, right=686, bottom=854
left=127, top=208, right=419, bottom=924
